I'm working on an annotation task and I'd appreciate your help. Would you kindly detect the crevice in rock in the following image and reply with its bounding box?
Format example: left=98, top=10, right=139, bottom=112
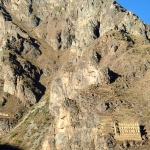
left=126, top=36, right=135, bottom=44
left=35, top=16, right=40, bottom=26
left=140, top=125, right=147, bottom=137
left=93, top=21, right=100, bottom=39
left=57, top=32, right=62, bottom=43
left=57, top=32, right=62, bottom=50
left=0, top=5, right=12, bottom=21
left=96, top=52, right=101, bottom=62
left=29, top=37, right=40, bottom=49
left=108, top=69, right=121, bottom=83
left=29, top=4, right=33, bottom=14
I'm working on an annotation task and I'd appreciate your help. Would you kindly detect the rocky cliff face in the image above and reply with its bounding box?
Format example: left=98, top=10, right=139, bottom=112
left=0, top=0, right=150, bottom=150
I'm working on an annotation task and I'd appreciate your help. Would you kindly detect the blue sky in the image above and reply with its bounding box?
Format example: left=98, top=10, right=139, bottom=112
left=117, top=0, right=150, bottom=24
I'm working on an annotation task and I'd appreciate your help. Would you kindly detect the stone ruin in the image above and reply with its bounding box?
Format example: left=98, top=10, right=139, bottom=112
left=114, top=121, right=142, bottom=141
left=99, top=116, right=114, bottom=136
left=99, top=116, right=142, bottom=141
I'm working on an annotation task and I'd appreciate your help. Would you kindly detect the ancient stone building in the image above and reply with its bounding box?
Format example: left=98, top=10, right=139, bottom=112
left=99, top=116, right=114, bottom=136
left=114, top=121, right=142, bottom=141
left=99, top=116, right=142, bottom=141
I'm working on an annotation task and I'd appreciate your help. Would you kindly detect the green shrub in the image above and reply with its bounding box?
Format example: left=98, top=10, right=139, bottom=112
left=14, top=139, right=22, bottom=144
left=11, top=132, right=18, bottom=138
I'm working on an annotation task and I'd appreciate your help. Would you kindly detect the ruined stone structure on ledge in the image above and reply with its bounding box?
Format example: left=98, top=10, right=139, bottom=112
left=114, top=121, right=142, bottom=141
left=99, top=116, right=142, bottom=141
left=99, top=116, right=114, bottom=136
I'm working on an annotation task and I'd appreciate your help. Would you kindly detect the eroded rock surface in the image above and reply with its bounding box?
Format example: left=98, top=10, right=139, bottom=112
left=0, top=0, right=150, bottom=150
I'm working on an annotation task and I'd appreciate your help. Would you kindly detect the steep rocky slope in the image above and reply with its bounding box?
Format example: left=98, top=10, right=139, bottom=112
left=0, top=0, right=150, bottom=150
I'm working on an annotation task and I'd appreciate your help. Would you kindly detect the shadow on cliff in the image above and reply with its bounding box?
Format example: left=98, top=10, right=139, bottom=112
left=108, top=68, right=121, bottom=83
left=140, top=125, right=147, bottom=137
left=0, top=144, right=23, bottom=150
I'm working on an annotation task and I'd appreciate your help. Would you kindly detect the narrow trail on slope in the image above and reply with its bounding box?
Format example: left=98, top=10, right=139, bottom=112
left=12, top=100, right=46, bottom=132
left=5, top=97, right=48, bottom=142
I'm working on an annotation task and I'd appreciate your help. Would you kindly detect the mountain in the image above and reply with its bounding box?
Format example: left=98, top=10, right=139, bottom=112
left=0, top=0, right=150, bottom=149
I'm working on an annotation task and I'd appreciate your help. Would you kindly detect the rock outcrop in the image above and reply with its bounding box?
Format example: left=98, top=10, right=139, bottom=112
left=0, top=0, right=149, bottom=150
left=0, top=2, right=46, bottom=132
